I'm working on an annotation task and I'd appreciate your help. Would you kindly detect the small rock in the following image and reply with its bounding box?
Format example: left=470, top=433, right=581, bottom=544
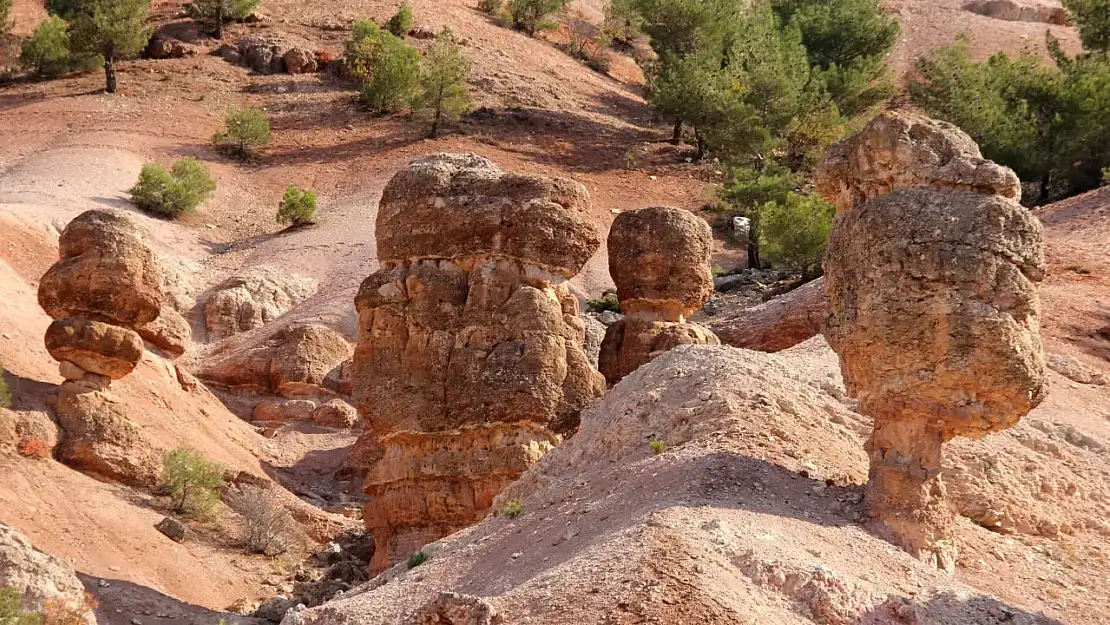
left=155, top=517, right=187, bottom=543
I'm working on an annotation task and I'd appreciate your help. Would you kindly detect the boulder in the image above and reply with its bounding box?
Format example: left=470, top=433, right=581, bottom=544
left=312, top=399, right=360, bottom=428
left=707, top=278, right=827, bottom=352
left=54, top=384, right=161, bottom=486
left=0, top=523, right=94, bottom=623
left=409, top=25, right=437, bottom=39
left=44, top=317, right=144, bottom=380
left=155, top=516, right=188, bottom=542
left=254, top=398, right=318, bottom=424
left=962, top=0, right=1070, bottom=25
left=199, top=323, right=352, bottom=397
left=136, top=306, right=191, bottom=358
left=204, top=267, right=317, bottom=339
left=599, top=317, right=719, bottom=385
left=245, top=45, right=275, bottom=73
left=284, top=48, right=318, bottom=74
left=1046, top=352, right=1106, bottom=386
left=38, top=210, right=166, bottom=328
left=146, top=34, right=196, bottom=59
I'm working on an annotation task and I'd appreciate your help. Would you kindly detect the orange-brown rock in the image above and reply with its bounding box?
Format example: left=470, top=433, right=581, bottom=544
left=199, top=323, right=352, bottom=397
left=598, top=207, right=718, bottom=385
left=54, top=384, right=161, bottom=486
left=815, top=111, right=1022, bottom=215
left=824, top=186, right=1046, bottom=569
left=707, top=278, right=827, bottom=352
left=45, top=318, right=144, bottom=380
left=38, top=210, right=166, bottom=327
left=351, top=153, right=604, bottom=570
left=136, top=306, right=191, bottom=358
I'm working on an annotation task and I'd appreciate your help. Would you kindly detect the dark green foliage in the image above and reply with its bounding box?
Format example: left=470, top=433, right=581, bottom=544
left=0, top=364, right=10, bottom=409
left=722, top=162, right=796, bottom=267
left=506, top=0, right=566, bottom=35
left=585, top=293, right=621, bottom=313
left=213, top=107, right=271, bottom=159
left=478, top=0, right=501, bottom=14
left=415, top=28, right=471, bottom=137
left=161, top=446, right=224, bottom=517
left=603, top=0, right=643, bottom=45
left=347, top=20, right=421, bottom=113
left=566, top=27, right=612, bottom=74
left=68, top=0, right=151, bottom=93
left=276, top=185, right=318, bottom=226
left=1063, top=0, right=1110, bottom=52
left=407, top=551, right=428, bottom=568
left=0, top=587, right=43, bottom=625
left=758, top=192, right=834, bottom=279
left=910, top=34, right=1110, bottom=203
left=386, top=1, right=414, bottom=37
left=1, top=0, right=12, bottom=34
left=187, top=0, right=260, bottom=38
left=20, top=17, right=97, bottom=76
left=130, top=158, right=216, bottom=218
left=44, top=0, right=82, bottom=20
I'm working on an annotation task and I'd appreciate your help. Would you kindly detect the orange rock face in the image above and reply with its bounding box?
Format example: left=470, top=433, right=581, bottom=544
left=598, top=207, right=719, bottom=385
left=350, top=154, right=605, bottom=570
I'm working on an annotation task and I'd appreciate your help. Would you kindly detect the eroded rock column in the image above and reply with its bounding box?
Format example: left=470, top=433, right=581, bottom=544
left=821, top=113, right=1047, bottom=570
left=351, top=153, right=605, bottom=570
left=598, top=206, right=719, bottom=386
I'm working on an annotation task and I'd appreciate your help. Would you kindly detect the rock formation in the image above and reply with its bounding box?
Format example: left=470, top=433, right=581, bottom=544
left=350, top=153, right=605, bottom=570
left=204, top=266, right=317, bottom=340
left=0, top=523, right=95, bottom=624
left=597, top=206, right=719, bottom=385
left=706, top=277, right=827, bottom=352
left=821, top=112, right=1047, bottom=569
left=38, top=210, right=167, bottom=388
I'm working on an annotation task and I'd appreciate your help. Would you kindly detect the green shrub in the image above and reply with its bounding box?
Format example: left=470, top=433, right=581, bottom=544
left=212, top=107, right=271, bottom=159
left=0, top=587, right=43, bottom=625
left=758, top=192, right=834, bottom=279
left=602, top=0, right=643, bottom=45
left=0, top=0, right=11, bottom=34
left=129, top=158, right=216, bottom=218
left=585, top=293, right=620, bottom=314
left=186, top=0, right=260, bottom=38
left=507, top=0, right=566, bottom=34
left=500, top=499, right=523, bottom=517
left=276, top=185, right=318, bottom=226
left=407, top=550, right=428, bottom=568
left=386, top=1, right=415, bottom=37
left=0, top=364, right=10, bottom=409
left=1063, top=0, right=1110, bottom=52
left=650, top=439, right=666, bottom=455
left=347, top=23, right=421, bottom=113
left=20, top=17, right=94, bottom=77
left=161, top=446, right=224, bottom=517
left=414, top=28, right=471, bottom=137
left=478, top=0, right=501, bottom=14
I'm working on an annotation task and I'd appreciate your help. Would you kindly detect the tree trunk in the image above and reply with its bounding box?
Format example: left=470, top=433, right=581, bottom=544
left=670, top=118, right=682, bottom=144
left=104, top=57, right=117, bottom=93
left=215, top=2, right=225, bottom=39
left=694, top=127, right=706, bottom=160
left=1039, top=171, right=1051, bottom=205
left=430, top=107, right=441, bottom=138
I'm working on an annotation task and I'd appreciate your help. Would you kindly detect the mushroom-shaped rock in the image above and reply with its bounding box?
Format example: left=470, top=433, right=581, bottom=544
left=38, top=210, right=166, bottom=328
left=597, top=207, right=719, bottom=385
left=824, top=186, right=1046, bottom=569
left=351, top=153, right=605, bottom=570
left=815, top=111, right=1022, bottom=215
left=45, top=318, right=145, bottom=380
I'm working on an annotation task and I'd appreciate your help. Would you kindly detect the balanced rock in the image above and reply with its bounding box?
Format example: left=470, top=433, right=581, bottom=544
left=823, top=122, right=1046, bottom=569
left=351, top=153, right=605, bottom=570
left=45, top=318, right=144, bottom=380
left=598, top=207, right=719, bottom=385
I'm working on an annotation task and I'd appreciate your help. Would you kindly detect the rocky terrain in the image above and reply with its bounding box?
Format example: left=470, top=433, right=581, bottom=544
left=0, top=0, right=1108, bottom=623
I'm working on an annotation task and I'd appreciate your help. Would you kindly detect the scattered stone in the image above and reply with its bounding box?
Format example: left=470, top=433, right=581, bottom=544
left=155, top=517, right=187, bottom=542
left=408, top=25, right=437, bottom=39
left=311, top=399, right=360, bottom=428
left=405, top=592, right=499, bottom=625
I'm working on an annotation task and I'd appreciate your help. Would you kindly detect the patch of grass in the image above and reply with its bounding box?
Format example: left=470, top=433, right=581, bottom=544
left=650, top=439, right=666, bottom=455
left=501, top=499, right=523, bottom=518
left=585, top=293, right=620, bottom=314
left=711, top=265, right=727, bottom=277
left=407, top=550, right=428, bottom=569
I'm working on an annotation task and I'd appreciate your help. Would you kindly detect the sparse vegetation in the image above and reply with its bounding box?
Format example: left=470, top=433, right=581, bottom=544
left=213, top=107, right=271, bottom=159
left=0, top=364, right=10, bottom=409
left=0, top=0, right=12, bottom=34
left=275, top=185, right=318, bottom=227
left=414, top=28, right=472, bottom=137
left=407, top=550, right=428, bottom=568
left=187, top=0, right=261, bottom=39
left=506, top=0, right=565, bottom=35
left=602, top=0, right=643, bottom=46
left=0, top=586, right=98, bottom=625
left=757, top=192, right=834, bottom=279
left=161, top=446, right=224, bottom=517
left=566, top=25, right=611, bottom=74
left=585, top=293, right=621, bottom=314
left=478, top=0, right=501, bottom=14
left=500, top=499, right=523, bottom=517
left=68, top=0, right=152, bottom=93
left=236, top=485, right=299, bottom=556
left=722, top=162, right=796, bottom=268
left=129, top=158, right=216, bottom=218
left=346, top=21, right=421, bottom=114
left=711, top=265, right=727, bottom=278
left=386, top=1, right=415, bottom=37
left=650, top=439, right=666, bottom=455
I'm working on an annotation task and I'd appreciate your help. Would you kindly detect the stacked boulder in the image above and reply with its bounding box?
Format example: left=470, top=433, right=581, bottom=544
left=38, top=210, right=167, bottom=391
left=819, top=112, right=1047, bottom=569
left=350, top=153, right=605, bottom=570
left=597, top=207, right=719, bottom=386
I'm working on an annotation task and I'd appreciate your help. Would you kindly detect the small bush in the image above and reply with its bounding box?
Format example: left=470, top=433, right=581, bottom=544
left=478, top=0, right=501, bottom=15
left=20, top=16, right=92, bottom=77
left=649, top=439, right=666, bottom=455
left=129, top=158, right=216, bottom=218
left=601, top=0, right=642, bottom=46
left=711, top=265, right=727, bottom=278
left=585, top=293, right=620, bottom=314
left=758, top=192, right=835, bottom=279
left=507, top=0, right=566, bottom=35
left=414, top=28, right=472, bottom=137
left=500, top=499, right=523, bottom=518
left=0, top=364, right=10, bottom=409
left=407, top=550, right=428, bottom=569
left=276, top=185, right=318, bottom=226
left=161, top=446, right=224, bottom=517
left=185, top=0, right=260, bottom=23
left=236, top=486, right=298, bottom=556
left=212, top=107, right=271, bottom=159
left=386, top=1, right=415, bottom=37
left=349, top=26, right=421, bottom=113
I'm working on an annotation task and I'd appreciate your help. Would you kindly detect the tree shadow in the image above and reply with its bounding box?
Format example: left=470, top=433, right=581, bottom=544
left=263, top=124, right=423, bottom=167
left=77, top=573, right=264, bottom=625
left=1, top=368, right=58, bottom=413
left=1069, top=307, right=1110, bottom=363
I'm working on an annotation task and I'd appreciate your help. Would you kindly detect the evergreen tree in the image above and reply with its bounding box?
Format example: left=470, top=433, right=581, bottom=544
left=347, top=21, right=421, bottom=113
left=386, top=1, right=414, bottom=37
left=415, top=28, right=471, bottom=137
left=188, top=0, right=260, bottom=39
left=68, top=0, right=151, bottom=93
left=20, top=16, right=93, bottom=76
left=1063, top=0, right=1110, bottom=53
left=506, top=0, right=565, bottom=34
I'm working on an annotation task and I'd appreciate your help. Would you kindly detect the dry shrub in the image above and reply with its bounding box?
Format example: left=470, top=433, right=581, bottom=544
left=42, top=593, right=98, bottom=625
left=237, top=486, right=300, bottom=556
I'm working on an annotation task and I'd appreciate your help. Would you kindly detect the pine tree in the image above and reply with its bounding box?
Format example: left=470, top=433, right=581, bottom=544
left=189, top=0, right=260, bottom=39
left=415, top=28, right=471, bottom=137
left=69, top=0, right=151, bottom=93
left=1063, top=0, right=1110, bottom=53
left=386, top=1, right=415, bottom=37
